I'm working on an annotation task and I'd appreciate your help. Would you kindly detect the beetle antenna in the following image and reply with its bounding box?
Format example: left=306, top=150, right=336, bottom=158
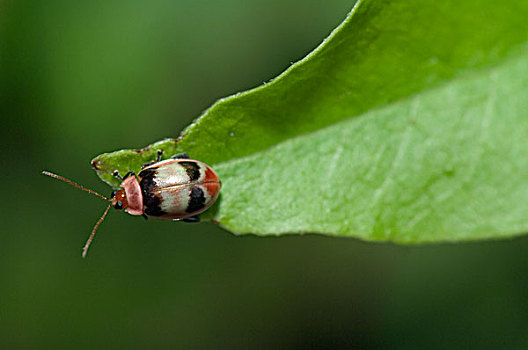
left=82, top=203, right=112, bottom=258
left=42, top=171, right=108, bottom=201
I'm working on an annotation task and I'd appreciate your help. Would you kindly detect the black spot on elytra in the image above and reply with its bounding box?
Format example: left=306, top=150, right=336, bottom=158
left=139, top=168, right=166, bottom=216
left=138, top=168, right=157, bottom=181
left=179, top=161, right=201, bottom=181
left=143, top=192, right=165, bottom=216
left=186, top=186, right=205, bottom=213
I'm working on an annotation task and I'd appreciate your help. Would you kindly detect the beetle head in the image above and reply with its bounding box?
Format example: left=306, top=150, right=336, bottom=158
left=110, top=190, right=128, bottom=210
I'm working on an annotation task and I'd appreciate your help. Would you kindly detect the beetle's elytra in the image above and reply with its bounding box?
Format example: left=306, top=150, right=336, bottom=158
left=43, top=151, right=221, bottom=258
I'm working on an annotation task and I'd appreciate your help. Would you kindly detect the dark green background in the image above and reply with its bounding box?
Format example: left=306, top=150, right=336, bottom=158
left=1, top=1, right=527, bottom=348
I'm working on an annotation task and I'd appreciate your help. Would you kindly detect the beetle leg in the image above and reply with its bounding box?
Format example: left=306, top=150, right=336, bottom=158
left=113, top=170, right=135, bottom=180
left=181, top=215, right=200, bottom=223
left=171, top=153, right=190, bottom=159
left=112, top=170, right=123, bottom=180
left=142, top=214, right=148, bottom=220
left=141, top=150, right=165, bottom=169
left=155, top=149, right=163, bottom=162
left=123, top=171, right=135, bottom=179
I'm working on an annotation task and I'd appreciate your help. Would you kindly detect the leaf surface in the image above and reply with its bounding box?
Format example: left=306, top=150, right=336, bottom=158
left=93, top=0, right=528, bottom=242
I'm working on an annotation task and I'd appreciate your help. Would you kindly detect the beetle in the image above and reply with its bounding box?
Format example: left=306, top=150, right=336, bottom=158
left=43, top=151, right=221, bottom=258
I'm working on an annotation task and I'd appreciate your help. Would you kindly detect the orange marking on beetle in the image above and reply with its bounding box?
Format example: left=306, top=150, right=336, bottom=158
left=204, top=167, right=219, bottom=183
left=203, top=182, right=221, bottom=198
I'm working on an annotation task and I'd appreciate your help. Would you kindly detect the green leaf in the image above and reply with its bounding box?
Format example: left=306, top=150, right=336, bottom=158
left=92, top=0, right=528, bottom=242
left=92, top=138, right=178, bottom=187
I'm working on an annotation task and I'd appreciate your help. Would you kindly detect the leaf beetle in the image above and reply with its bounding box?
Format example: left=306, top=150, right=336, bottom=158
left=43, top=151, right=221, bottom=258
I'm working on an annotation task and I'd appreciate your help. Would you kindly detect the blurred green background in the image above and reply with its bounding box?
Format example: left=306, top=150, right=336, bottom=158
left=1, top=0, right=527, bottom=348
